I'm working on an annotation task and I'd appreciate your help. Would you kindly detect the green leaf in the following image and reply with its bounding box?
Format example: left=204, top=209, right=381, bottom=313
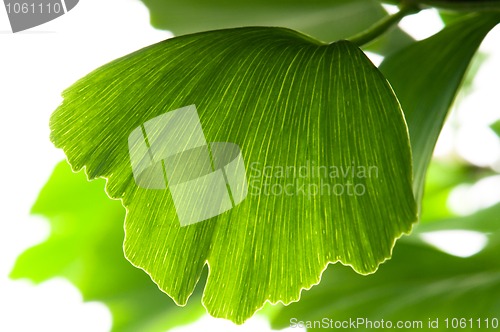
left=420, top=160, right=495, bottom=222
left=10, top=161, right=205, bottom=331
left=379, top=13, right=500, bottom=207
left=271, top=240, right=500, bottom=331
left=422, top=0, right=500, bottom=11
left=439, top=11, right=467, bottom=26
left=491, top=119, right=500, bottom=138
left=416, top=203, right=500, bottom=242
left=50, top=27, right=417, bottom=323
left=139, top=0, right=414, bottom=53
left=386, top=0, right=500, bottom=11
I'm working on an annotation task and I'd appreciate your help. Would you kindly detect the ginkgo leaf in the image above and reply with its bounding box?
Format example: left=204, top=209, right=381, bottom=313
left=379, top=12, right=500, bottom=206
left=50, top=27, right=416, bottom=323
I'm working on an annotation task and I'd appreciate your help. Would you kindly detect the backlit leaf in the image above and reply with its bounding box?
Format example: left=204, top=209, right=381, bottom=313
left=50, top=27, right=416, bottom=323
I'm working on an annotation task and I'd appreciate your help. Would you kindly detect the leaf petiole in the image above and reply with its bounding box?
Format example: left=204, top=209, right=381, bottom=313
left=347, top=3, right=421, bottom=47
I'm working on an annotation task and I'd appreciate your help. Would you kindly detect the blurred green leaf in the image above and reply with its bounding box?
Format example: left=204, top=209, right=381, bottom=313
left=139, top=0, right=414, bottom=53
left=420, top=161, right=470, bottom=220
left=416, top=203, right=500, bottom=244
left=271, top=193, right=500, bottom=330
left=379, top=12, right=500, bottom=208
left=422, top=0, right=500, bottom=11
left=387, top=0, right=500, bottom=11
left=49, top=27, right=416, bottom=323
left=491, top=119, right=500, bottom=137
left=10, top=161, right=205, bottom=331
left=461, top=51, right=489, bottom=96
left=420, top=160, right=496, bottom=221
left=439, top=11, right=467, bottom=26
left=271, top=239, right=500, bottom=331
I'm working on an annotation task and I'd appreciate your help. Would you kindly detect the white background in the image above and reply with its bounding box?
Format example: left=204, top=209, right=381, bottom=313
left=0, top=1, right=499, bottom=331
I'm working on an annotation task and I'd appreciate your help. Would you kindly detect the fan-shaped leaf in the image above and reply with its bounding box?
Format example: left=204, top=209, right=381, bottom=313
left=50, top=27, right=416, bottom=323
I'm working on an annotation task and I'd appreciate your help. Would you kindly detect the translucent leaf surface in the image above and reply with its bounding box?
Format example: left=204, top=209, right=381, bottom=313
left=50, top=27, right=416, bottom=323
